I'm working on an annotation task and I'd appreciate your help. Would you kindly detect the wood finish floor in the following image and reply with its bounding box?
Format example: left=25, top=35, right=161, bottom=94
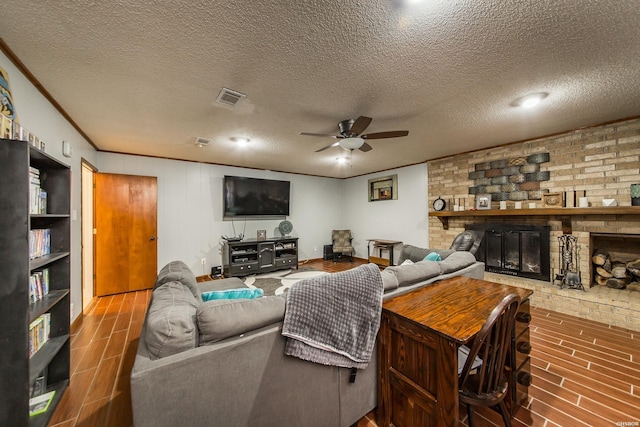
left=49, top=258, right=640, bottom=426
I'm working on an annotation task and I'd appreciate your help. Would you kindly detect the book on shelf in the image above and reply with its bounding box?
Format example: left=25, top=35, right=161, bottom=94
left=28, top=167, right=48, bottom=214
left=29, top=228, right=51, bottom=259
left=28, top=313, right=51, bottom=358
left=29, top=268, right=50, bottom=303
left=29, top=390, right=55, bottom=417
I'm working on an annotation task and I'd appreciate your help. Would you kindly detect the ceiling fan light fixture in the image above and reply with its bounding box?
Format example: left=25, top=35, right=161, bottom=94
left=339, top=137, right=365, bottom=150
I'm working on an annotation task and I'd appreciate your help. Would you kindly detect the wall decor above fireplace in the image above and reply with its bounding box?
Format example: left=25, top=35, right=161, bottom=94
left=469, top=153, right=550, bottom=201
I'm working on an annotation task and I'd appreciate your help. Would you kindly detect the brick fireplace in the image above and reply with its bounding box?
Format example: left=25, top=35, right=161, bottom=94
left=427, top=117, right=640, bottom=331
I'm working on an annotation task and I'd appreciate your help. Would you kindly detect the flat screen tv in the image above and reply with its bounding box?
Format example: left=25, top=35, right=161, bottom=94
left=223, top=175, right=290, bottom=218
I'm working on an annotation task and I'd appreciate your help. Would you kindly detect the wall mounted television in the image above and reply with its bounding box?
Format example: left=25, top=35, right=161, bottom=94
left=223, top=175, right=290, bottom=219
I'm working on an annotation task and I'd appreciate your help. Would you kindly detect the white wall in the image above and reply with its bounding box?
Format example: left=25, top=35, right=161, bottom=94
left=3, top=50, right=430, bottom=323
left=343, top=164, right=429, bottom=264
left=97, top=153, right=344, bottom=274
left=1, top=52, right=98, bottom=322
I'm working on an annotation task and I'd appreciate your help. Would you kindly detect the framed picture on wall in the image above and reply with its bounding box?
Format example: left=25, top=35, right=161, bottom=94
left=369, top=174, right=398, bottom=202
left=476, top=194, right=492, bottom=210
left=257, top=230, right=267, bottom=240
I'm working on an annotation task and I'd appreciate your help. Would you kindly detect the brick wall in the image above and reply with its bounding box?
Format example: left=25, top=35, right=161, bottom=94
left=427, top=117, right=640, bottom=330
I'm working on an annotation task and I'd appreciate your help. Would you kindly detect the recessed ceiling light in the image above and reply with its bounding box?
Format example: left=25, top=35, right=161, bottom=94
left=231, top=137, right=250, bottom=146
left=513, top=92, right=548, bottom=108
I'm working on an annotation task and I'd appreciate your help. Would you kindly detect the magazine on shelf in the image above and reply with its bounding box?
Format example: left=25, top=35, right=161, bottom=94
left=29, top=390, right=55, bottom=417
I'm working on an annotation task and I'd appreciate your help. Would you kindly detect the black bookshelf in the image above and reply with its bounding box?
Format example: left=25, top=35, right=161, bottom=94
left=0, top=139, right=71, bottom=426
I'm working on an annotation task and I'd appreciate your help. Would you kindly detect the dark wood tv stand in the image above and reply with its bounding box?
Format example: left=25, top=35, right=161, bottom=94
left=221, top=237, right=298, bottom=277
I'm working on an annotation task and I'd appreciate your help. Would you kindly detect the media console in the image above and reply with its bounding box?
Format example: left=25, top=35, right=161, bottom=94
left=222, top=237, right=298, bottom=277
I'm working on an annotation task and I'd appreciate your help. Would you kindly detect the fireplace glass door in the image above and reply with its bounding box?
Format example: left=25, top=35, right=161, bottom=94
left=467, top=224, right=550, bottom=281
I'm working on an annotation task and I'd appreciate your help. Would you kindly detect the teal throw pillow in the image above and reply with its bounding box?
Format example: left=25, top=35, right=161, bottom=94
left=424, top=252, right=442, bottom=262
left=201, top=288, right=264, bottom=301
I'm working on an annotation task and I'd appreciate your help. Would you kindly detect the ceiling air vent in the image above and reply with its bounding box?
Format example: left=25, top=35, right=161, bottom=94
left=195, top=137, right=211, bottom=147
left=216, top=88, right=246, bottom=106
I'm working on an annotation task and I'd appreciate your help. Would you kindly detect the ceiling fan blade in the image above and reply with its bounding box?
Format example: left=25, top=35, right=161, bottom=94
left=300, top=132, right=342, bottom=138
left=315, top=141, right=341, bottom=152
left=359, top=142, right=373, bottom=152
left=362, top=130, right=409, bottom=140
left=349, top=116, right=373, bottom=136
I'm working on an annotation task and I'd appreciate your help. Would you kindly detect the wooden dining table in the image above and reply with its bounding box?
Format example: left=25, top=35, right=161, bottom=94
left=377, top=276, right=533, bottom=427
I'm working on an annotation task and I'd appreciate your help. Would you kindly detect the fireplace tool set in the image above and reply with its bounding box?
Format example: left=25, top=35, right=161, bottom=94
left=554, top=234, right=585, bottom=290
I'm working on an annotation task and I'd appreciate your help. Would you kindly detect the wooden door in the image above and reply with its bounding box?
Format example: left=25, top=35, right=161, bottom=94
left=95, top=173, right=157, bottom=296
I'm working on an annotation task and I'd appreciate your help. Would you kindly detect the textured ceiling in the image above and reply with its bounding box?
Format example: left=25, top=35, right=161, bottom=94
left=1, top=0, right=640, bottom=178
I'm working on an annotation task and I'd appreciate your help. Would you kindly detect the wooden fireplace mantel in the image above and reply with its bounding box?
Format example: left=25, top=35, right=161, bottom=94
left=429, top=206, right=640, bottom=233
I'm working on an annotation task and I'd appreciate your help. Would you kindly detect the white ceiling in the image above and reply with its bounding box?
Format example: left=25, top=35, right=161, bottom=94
left=1, top=1, right=640, bottom=178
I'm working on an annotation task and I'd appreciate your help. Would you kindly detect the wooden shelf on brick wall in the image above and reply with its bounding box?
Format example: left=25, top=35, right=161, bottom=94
left=429, top=206, right=640, bottom=233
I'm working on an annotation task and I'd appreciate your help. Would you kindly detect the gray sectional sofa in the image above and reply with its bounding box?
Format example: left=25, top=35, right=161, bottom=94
left=130, top=246, right=484, bottom=427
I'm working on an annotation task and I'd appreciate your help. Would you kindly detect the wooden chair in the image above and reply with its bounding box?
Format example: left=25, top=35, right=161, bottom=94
left=458, top=293, right=521, bottom=427
left=331, top=229, right=354, bottom=262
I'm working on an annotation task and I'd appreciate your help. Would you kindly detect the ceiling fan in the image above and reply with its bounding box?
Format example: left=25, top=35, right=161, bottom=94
left=300, top=116, right=409, bottom=153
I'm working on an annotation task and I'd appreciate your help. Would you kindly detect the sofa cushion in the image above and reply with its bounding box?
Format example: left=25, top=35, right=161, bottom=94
left=398, top=244, right=431, bottom=264
left=155, top=260, right=202, bottom=302
left=439, top=251, right=477, bottom=274
left=398, top=244, right=456, bottom=264
left=198, top=277, right=247, bottom=293
left=201, top=288, right=264, bottom=301
left=145, top=281, right=200, bottom=360
left=386, top=260, right=441, bottom=287
left=380, top=269, right=399, bottom=291
left=433, top=249, right=456, bottom=259
left=197, top=296, right=286, bottom=344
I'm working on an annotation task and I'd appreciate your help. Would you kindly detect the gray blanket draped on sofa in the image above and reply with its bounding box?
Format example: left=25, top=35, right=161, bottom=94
left=282, top=263, right=384, bottom=369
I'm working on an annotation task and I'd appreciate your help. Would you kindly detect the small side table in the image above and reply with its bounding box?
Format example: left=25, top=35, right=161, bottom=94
left=366, top=239, right=402, bottom=267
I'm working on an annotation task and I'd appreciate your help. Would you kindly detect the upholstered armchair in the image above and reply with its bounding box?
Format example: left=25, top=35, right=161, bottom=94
left=331, top=229, right=354, bottom=262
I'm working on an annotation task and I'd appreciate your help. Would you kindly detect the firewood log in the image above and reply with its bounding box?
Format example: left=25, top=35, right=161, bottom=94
left=606, top=277, right=628, bottom=289
left=591, top=249, right=609, bottom=266
left=595, top=267, right=612, bottom=278
left=627, top=282, right=640, bottom=292
left=627, top=259, right=640, bottom=279
left=611, top=261, right=629, bottom=279
left=595, top=275, right=608, bottom=286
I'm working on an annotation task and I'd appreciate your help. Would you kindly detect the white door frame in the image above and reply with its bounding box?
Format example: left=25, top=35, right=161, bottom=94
left=81, top=159, right=97, bottom=312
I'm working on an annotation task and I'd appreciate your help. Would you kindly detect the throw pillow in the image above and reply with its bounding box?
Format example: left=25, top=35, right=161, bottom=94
left=197, top=296, right=286, bottom=343
left=201, top=288, right=264, bottom=301
left=424, top=252, right=442, bottom=261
